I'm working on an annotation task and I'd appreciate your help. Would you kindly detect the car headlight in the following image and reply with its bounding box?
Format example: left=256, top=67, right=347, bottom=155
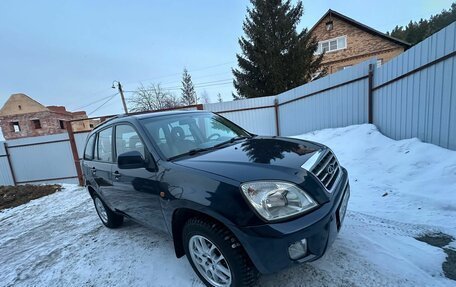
left=240, top=181, right=318, bottom=221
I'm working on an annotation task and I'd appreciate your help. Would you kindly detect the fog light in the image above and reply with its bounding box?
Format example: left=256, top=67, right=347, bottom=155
left=288, top=239, right=307, bottom=260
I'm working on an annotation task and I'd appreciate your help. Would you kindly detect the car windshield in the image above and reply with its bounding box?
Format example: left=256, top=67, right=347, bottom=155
left=140, top=112, right=251, bottom=159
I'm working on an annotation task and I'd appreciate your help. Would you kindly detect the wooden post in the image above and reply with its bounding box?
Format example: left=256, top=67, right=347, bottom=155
left=3, top=142, right=17, bottom=185
left=274, top=98, right=280, bottom=136
left=117, top=82, right=129, bottom=114
left=368, top=63, right=374, bottom=124
left=66, top=121, right=84, bottom=186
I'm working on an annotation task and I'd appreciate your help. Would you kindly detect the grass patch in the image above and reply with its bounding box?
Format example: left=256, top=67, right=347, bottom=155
left=415, top=232, right=454, bottom=248
left=443, top=248, right=456, bottom=281
left=415, top=232, right=456, bottom=281
left=0, top=184, right=62, bottom=210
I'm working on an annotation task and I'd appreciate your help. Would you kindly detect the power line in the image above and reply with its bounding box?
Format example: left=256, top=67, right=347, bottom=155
left=166, top=81, right=233, bottom=91
left=67, top=87, right=113, bottom=110
left=88, top=93, right=119, bottom=116
left=123, top=61, right=236, bottom=85
left=68, top=62, right=236, bottom=111
left=73, top=94, right=118, bottom=111
left=67, top=62, right=236, bottom=112
left=123, top=80, right=233, bottom=94
left=161, top=78, right=233, bottom=90
left=160, top=71, right=233, bottom=86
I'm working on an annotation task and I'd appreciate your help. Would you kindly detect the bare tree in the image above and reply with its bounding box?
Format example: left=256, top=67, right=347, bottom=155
left=128, top=83, right=180, bottom=112
left=217, top=93, right=223, bottom=103
left=200, top=90, right=211, bottom=104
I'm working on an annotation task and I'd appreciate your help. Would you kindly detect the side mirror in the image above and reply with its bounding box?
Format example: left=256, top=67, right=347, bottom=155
left=118, top=151, right=146, bottom=169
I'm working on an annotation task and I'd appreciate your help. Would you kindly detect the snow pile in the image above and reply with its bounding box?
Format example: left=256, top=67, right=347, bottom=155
left=295, top=124, right=456, bottom=230
left=0, top=124, right=455, bottom=287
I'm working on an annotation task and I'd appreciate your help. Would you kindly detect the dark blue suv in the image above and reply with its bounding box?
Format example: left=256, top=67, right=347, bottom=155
left=82, top=111, right=350, bottom=287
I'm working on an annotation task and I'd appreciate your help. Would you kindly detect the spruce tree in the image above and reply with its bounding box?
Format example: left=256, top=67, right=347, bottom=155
left=181, top=68, right=198, bottom=105
left=388, top=3, right=456, bottom=45
left=233, top=0, right=324, bottom=99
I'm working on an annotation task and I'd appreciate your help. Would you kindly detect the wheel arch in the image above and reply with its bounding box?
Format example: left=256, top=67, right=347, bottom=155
left=171, top=208, right=239, bottom=259
left=87, top=185, right=96, bottom=198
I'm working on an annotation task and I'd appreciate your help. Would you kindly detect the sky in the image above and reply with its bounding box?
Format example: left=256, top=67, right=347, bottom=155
left=0, top=0, right=454, bottom=125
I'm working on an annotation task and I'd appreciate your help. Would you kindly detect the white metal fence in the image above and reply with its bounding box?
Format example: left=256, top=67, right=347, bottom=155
left=203, top=22, right=456, bottom=150
left=372, top=23, right=456, bottom=148
left=0, top=22, right=455, bottom=186
left=204, top=96, right=277, bottom=136
left=0, top=143, right=15, bottom=185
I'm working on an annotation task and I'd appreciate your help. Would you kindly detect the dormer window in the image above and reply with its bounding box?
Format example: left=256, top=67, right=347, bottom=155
left=326, top=21, right=333, bottom=31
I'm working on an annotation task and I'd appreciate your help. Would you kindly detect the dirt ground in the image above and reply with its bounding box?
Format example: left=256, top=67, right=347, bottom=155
left=0, top=184, right=62, bottom=210
left=416, top=233, right=456, bottom=281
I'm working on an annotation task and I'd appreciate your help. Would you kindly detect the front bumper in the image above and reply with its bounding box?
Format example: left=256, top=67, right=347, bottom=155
left=232, top=168, right=350, bottom=274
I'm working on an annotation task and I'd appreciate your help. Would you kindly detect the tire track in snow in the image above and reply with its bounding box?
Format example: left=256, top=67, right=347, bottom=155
left=1, top=184, right=454, bottom=287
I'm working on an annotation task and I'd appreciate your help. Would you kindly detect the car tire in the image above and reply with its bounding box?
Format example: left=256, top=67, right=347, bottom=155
left=93, top=194, right=124, bottom=228
left=183, top=217, right=258, bottom=287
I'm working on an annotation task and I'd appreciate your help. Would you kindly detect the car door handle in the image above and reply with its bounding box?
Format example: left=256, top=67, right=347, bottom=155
left=91, top=167, right=96, bottom=175
left=112, top=171, right=121, bottom=180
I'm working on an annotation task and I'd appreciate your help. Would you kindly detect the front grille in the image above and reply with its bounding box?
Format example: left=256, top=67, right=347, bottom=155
left=311, top=151, right=340, bottom=191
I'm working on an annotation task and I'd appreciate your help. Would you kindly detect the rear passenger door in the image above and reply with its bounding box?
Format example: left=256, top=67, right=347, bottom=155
left=111, top=123, right=167, bottom=232
left=82, top=133, right=97, bottom=185
left=91, top=127, right=116, bottom=207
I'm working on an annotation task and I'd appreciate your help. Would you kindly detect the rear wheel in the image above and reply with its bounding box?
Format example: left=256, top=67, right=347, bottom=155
left=183, top=217, right=258, bottom=287
left=93, top=195, right=123, bottom=228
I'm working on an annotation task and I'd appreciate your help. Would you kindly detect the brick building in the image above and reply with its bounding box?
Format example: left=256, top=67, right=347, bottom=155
left=0, top=93, right=93, bottom=140
left=311, top=9, right=411, bottom=74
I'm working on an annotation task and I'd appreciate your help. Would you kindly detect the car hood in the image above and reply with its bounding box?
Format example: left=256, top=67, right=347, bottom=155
left=174, top=136, right=326, bottom=183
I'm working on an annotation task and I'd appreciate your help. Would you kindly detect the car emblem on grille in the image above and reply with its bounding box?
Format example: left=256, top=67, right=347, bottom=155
left=327, top=163, right=336, bottom=175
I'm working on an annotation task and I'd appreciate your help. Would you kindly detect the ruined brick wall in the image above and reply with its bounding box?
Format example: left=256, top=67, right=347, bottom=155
left=0, top=111, right=75, bottom=140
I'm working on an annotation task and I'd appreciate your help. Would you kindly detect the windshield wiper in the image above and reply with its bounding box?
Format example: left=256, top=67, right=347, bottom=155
left=188, top=147, right=212, bottom=155
left=168, top=147, right=211, bottom=160
left=213, top=135, right=251, bottom=148
left=169, top=136, right=251, bottom=161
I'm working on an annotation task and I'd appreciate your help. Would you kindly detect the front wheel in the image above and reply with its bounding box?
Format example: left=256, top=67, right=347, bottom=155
left=183, top=217, right=258, bottom=287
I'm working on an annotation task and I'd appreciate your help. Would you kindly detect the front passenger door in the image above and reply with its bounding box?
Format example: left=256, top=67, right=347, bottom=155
left=111, top=124, right=166, bottom=232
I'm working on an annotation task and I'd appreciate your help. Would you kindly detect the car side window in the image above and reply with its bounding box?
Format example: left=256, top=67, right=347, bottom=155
left=115, top=124, right=145, bottom=159
left=84, top=133, right=96, bottom=160
left=96, top=127, right=113, bottom=162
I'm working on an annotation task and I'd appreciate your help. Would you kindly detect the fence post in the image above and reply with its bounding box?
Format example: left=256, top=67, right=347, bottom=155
left=66, top=121, right=84, bottom=186
left=274, top=98, right=280, bottom=136
left=3, top=142, right=17, bottom=185
left=368, top=63, right=374, bottom=124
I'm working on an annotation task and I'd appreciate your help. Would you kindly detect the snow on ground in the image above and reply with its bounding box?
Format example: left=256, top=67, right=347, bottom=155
left=1, top=124, right=455, bottom=287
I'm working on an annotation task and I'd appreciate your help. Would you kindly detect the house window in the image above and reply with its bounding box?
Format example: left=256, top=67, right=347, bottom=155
left=10, top=122, right=20, bottom=132
left=18, top=105, right=22, bottom=110
left=59, top=120, right=66, bottom=129
left=377, top=59, right=383, bottom=67
left=31, top=119, right=41, bottom=129
left=326, top=21, right=333, bottom=31
left=315, top=36, right=347, bottom=54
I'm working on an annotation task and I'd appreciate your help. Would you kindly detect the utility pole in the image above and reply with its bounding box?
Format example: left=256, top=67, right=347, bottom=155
left=112, top=81, right=128, bottom=114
